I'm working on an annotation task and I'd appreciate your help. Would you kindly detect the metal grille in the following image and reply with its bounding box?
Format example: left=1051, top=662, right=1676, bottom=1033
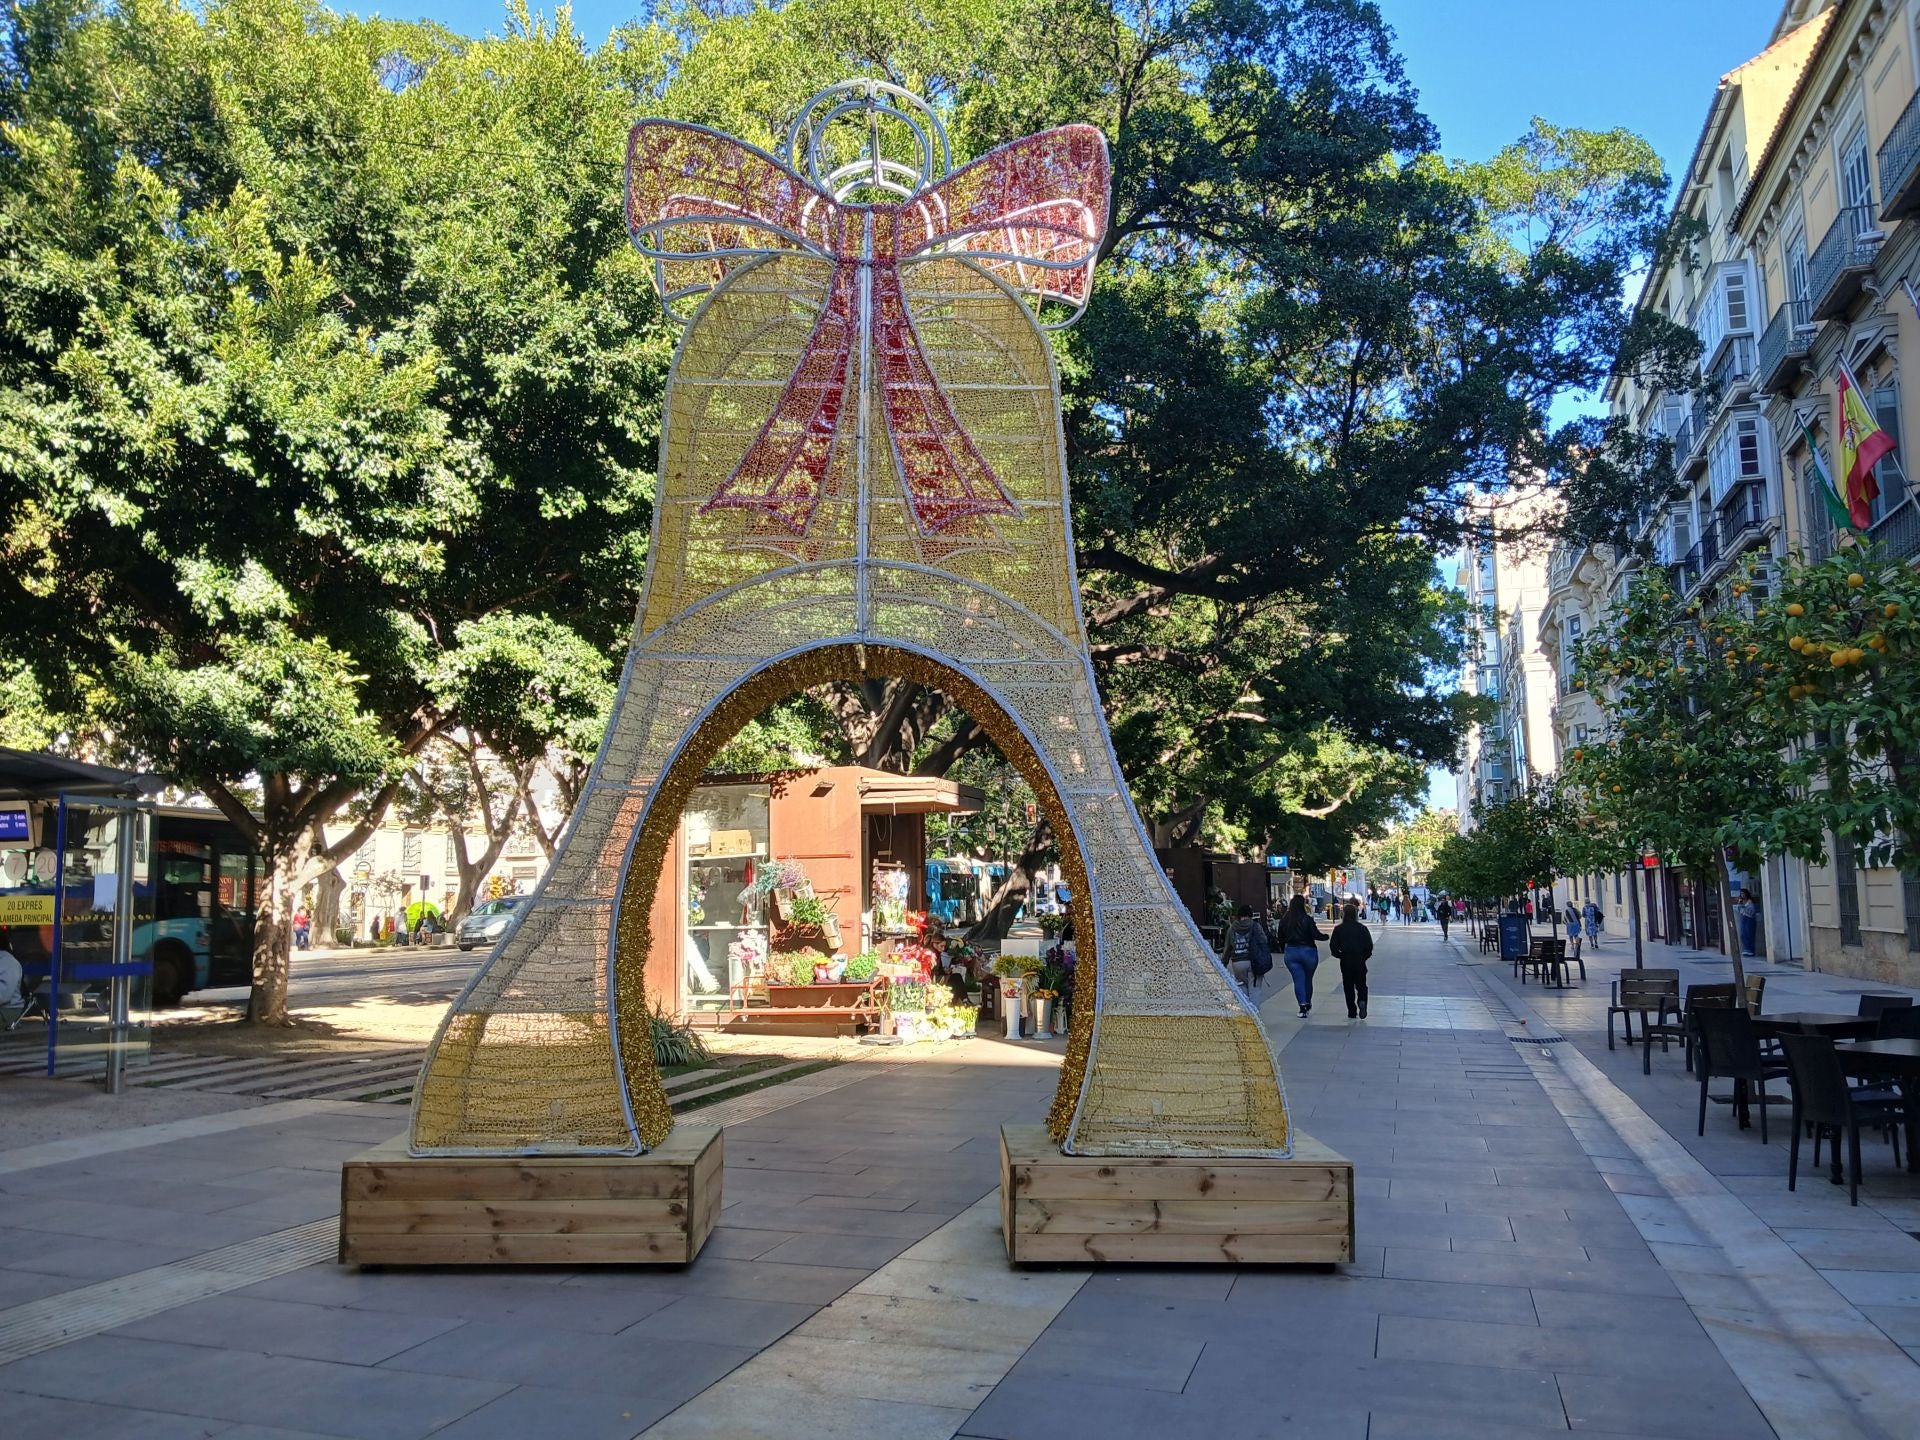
left=1836, top=842, right=1863, bottom=947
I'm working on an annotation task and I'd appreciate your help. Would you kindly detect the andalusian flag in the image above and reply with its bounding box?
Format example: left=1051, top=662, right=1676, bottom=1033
left=1836, top=360, right=1895, bottom=528
left=1797, top=411, right=1851, bottom=531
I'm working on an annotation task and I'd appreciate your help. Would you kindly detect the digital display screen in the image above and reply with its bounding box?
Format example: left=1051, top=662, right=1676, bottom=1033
left=0, top=809, right=29, bottom=843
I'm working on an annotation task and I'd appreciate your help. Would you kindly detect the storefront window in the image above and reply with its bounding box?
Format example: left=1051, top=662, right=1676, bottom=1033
left=681, top=783, right=770, bottom=1009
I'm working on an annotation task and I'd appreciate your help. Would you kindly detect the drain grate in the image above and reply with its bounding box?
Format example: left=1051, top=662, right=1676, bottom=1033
left=1508, top=1034, right=1570, bottom=1045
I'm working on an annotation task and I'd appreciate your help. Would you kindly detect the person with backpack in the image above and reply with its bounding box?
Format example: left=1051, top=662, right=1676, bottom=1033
left=1329, top=901, right=1375, bottom=1020
left=1223, top=904, right=1271, bottom=997
left=1277, top=894, right=1326, bottom=1018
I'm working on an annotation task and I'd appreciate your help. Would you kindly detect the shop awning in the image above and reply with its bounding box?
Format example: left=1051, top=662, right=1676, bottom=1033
left=853, top=770, right=984, bottom=815
left=0, top=747, right=165, bottom=801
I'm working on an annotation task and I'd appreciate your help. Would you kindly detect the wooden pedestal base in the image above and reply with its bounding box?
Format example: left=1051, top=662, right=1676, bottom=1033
left=338, top=1124, right=722, bottom=1267
left=999, top=1124, right=1353, bottom=1265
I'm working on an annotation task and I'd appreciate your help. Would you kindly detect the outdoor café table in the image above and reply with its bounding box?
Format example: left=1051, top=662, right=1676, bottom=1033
left=1753, top=1012, right=1879, bottom=1040
left=1834, top=1038, right=1920, bottom=1179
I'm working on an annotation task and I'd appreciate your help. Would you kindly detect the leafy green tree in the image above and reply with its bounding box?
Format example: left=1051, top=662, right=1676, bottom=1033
left=1565, top=568, right=1811, bottom=985
left=0, top=0, right=662, bottom=1020
left=1428, top=780, right=1576, bottom=931
left=1751, top=545, right=1920, bottom=874
left=1354, top=806, right=1459, bottom=892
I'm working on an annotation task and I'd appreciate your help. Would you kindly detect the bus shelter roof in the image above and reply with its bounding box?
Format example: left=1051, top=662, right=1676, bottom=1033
left=0, top=747, right=167, bottom=802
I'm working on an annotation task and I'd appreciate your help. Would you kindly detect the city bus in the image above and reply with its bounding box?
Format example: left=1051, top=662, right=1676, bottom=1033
left=136, top=806, right=260, bottom=1005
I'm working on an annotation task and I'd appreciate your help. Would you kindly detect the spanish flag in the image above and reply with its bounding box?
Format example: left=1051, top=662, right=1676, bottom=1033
left=1836, top=360, right=1895, bottom=528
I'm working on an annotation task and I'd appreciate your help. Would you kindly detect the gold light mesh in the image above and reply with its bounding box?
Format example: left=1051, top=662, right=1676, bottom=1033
left=408, top=116, right=1291, bottom=1159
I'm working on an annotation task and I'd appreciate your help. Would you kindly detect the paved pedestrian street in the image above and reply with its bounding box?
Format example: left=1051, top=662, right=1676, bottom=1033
left=3, top=924, right=1919, bottom=1438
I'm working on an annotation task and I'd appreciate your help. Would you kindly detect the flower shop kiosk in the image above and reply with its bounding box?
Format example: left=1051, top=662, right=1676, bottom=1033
left=651, top=765, right=982, bottom=1035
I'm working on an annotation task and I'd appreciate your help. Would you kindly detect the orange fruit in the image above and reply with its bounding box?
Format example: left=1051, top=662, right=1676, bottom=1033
left=1788, top=603, right=1806, bottom=617
left=1848, top=573, right=1865, bottom=588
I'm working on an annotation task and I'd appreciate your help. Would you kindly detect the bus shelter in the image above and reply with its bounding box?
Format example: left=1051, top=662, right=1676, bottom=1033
left=0, top=747, right=164, bottom=1087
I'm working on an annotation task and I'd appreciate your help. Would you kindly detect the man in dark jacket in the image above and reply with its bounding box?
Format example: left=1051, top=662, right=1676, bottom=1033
left=1328, top=902, right=1375, bottom=1020
left=1224, top=904, right=1272, bottom=996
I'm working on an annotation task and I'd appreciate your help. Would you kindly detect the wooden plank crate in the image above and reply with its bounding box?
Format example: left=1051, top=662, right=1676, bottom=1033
left=999, top=1124, right=1353, bottom=1265
left=339, top=1124, right=722, bottom=1267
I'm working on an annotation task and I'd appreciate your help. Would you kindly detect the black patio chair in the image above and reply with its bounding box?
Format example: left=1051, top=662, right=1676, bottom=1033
left=1877, top=1005, right=1920, bottom=1042
left=1695, top=1006, right=1787, bottom=1143
left=1780, top=1033, right=1908, bottom=1206
left=1859, top=995, right=1914, bottom=1021
left=1681, top=983, right=1738, bottom=1074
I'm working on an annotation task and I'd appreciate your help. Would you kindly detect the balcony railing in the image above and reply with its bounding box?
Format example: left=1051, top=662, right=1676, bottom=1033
left=1670, top=411, right=1694, bottom=466
left=1809, top=203, right=1880, bottom=321
left=1880, top=88, right=1920, bottom=222
left=1709, top=334, right=1756, bottom=407
left=1717, top=477, right=1768, bottom=547
left=1682, top=392, right=1712, bottom=474
left=1869, top=496, right=1920, bottom=563
left=1757, top=300, right=1813, bottom=390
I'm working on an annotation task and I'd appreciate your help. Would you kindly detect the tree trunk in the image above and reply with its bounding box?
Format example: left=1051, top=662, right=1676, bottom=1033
left=312, top=867, right=344, bottom=944
left=247, top=830, right=314, bottom=1025
left=968, top=822, right=1054, bottom=944
left=1716, top=868, right=1747, bottom=993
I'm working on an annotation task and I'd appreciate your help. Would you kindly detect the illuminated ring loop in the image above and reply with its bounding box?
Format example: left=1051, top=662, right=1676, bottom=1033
left=784, top=79, right=951, bottom=200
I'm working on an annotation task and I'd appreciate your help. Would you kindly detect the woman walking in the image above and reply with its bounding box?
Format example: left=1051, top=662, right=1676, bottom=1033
left=1278, top=894, right=1327, bottom=1018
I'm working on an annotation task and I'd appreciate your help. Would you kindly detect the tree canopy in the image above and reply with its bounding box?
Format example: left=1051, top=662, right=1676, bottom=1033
left=3, top=0, right=1684, bottom=1018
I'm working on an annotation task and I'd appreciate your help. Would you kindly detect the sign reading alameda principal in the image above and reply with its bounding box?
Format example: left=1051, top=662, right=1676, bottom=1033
left=407, top=81, right=1293, bottom=1163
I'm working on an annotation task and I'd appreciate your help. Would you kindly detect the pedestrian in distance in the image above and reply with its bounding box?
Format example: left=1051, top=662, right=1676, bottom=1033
left=292, top=905, right=311, bottom=951
left=1735, top=889, right=1759, bottom=958
left=1582, top=899, right=1602, bottom=947
left=1436, top=899, right=1451, bottom=940
left=1329, top=901, right=1374, bottom=1019
left=1223, top=904, right=1272, bottom=997
left=1564, top=899, right=1580, bottom=937
left=1277, top=893, right=1326, bottom=1018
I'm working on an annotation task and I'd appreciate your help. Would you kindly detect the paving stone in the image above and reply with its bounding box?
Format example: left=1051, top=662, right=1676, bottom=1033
left=958, top=1373, right=1369, bottom=1440
left=1186, top=1347, right=1570, bottom=1431
left=1385, top=1244, right=1679, bottom=1297
left=1774, top=1227, right=1920, bottom=1272
left=414, top=1383, right=662, bottom=1440
left=1818, top=1269, right=1920, bottom=1307
left=1004, top=1327, right=1203, bottom=1393
left=0, top=1387, right=243, bottom=1440
left=697, top=1227, right=799, bottom=1259
left=111, top=1294, right=467, bottom=1366
left=0, top=1334, right=508, bottom=1439
left=1556, top=1368, right=1776, bottom=1440
left=1376, top=1313, right=1727, bottom=1379
left=623, top=1294, right=817, bottom=1349
left=753, top=1229, right=920, bottom=1269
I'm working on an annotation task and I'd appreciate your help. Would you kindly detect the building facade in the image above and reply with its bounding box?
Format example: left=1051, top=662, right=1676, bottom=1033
left=1452, top=497, right=1558, bottom=830
left=1541, top=0, right=1920, bottom=979
left=1738, top=0, right=1920, bottom=980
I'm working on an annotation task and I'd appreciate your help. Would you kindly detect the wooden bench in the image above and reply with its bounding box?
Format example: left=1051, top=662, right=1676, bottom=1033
left=338, top=1125, right=721, bottom=1266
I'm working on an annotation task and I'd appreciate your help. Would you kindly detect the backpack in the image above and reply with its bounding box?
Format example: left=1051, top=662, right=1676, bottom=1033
left=1229, top=923, right=1252, bottom=961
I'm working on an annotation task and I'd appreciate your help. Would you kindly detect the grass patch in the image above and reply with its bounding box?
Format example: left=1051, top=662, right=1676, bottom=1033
left=671, top=1058, right=841, bottom=1113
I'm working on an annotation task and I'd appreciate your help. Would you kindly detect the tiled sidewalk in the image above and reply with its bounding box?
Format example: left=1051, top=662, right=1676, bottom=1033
left=5, top=924, right=1920, bottom=1438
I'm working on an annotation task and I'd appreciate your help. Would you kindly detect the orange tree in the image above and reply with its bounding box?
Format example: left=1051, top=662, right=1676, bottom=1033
left=1749, top=543, right=1920, bottom=873
left=1565, top=567, right=1811, bottom=985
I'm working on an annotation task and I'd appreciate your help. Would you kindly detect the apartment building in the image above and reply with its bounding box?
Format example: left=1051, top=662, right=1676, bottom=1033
left=1452, top=497, right=1558, bottom=831
left=1542, top=0, right=1920, bottom=980
left=1738, top=0, right=1920, bottom=981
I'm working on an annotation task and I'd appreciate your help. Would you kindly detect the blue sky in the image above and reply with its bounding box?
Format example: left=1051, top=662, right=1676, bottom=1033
left=379, top=0, right=1782, bottom=814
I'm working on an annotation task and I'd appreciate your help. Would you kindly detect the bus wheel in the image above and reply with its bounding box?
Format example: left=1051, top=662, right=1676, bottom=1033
left=151, top=947, right=189, bottom=1008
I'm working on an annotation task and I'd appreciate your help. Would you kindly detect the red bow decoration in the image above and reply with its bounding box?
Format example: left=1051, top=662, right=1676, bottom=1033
left=627, top=120, right=1109, bottom=536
